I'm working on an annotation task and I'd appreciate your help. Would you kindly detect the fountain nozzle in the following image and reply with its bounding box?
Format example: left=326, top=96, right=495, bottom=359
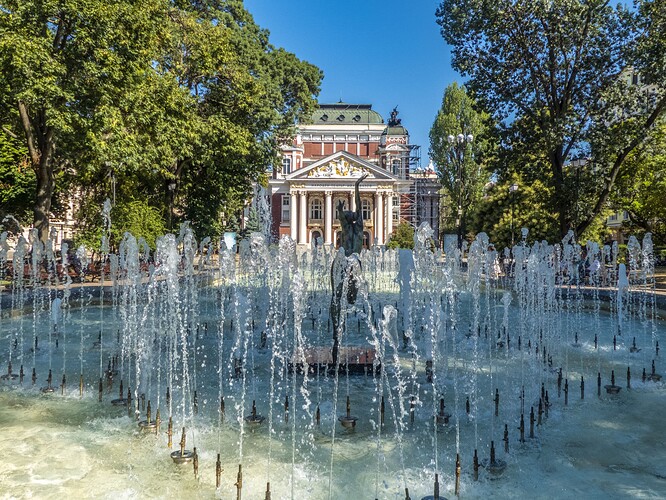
left=235, top=464, right=242, bottom=500
left=170, top=426, right=194, bottom=464
left=338, top=395, right=358, bottom=429
left=216, top=453, right=222, bottom=488
left=605, top=370, right=621, bottom=394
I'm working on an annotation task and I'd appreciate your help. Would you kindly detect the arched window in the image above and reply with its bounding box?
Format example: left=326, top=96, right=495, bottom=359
left=310, top=198, right=323, bottom=220
left=363, top=231, right=371, bottom=249
left=334, top=197, right=348, bottom=214
left=311, top=230, right=322, bottom=247
left=361, top=198, right=372, bottom=221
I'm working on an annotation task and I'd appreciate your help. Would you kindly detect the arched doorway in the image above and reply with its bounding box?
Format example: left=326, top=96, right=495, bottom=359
left=311, top=230, right=322, bottom=248
left=363, top=231, right=371, bottom=249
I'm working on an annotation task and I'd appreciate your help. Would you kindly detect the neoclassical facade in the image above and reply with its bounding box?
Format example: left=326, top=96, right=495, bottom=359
left=268, top=103, right=434, bottom=247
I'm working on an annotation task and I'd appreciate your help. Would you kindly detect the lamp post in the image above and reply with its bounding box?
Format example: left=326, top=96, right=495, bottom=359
left=509, top=183, right=519, bottom=247
left=447, top=133, right=474, bottom=249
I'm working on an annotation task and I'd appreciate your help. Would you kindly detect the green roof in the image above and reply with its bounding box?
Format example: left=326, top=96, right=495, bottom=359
left=381, top=125, right=409, bottom=136
left=311, top=103, right=384, bottom=125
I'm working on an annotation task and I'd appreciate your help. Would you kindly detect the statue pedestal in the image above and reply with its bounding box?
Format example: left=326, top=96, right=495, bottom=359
left=289, top=346, right=379, bottom=376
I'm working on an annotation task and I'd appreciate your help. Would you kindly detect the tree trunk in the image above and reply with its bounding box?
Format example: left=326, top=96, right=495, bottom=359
left=18, top=101, right=55, bottom=243
left=33, top=158, right=54, bottom=243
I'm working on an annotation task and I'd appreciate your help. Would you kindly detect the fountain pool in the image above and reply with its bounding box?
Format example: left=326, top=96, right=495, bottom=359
left=0, top=227, right=664, bottom=499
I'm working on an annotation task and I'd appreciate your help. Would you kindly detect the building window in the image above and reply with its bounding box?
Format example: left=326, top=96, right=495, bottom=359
left=392, top=158, right=401, bottom=176
left=609, top=213, right=618, bottom=222
left=310, top=198, right=323, bottom=220
left=311, top=230, right=322, bottom=247
left=393, top=197, right=400, bottom=222
left=362, top=199, right=372, bottom=220
left=282, top=157, right=292, bottom=175
left=282, top=195, right=290, bottom=222
left=363, top=231, right=371, bottom=249
left=334, top=197, right=348, bottom=213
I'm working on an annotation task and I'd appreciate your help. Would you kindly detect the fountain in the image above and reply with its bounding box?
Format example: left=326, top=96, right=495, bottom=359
left=0, top=213, right=665, bottom=498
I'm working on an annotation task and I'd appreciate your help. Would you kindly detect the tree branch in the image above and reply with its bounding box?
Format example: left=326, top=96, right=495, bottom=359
left=17, top=100, right=40, bottom=169
left=577, top=94, right=666, bottom=235
left=1, top=126, right=18, bottom=139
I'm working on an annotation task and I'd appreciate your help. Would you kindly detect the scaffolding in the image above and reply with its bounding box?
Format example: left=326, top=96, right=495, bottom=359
left=398, top=144, right=426, bottom=229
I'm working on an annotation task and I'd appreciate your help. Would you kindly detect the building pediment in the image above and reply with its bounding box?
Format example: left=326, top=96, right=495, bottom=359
left=286, top=151, right=397, bottom=181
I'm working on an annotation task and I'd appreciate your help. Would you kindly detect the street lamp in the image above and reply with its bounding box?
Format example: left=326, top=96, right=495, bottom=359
left=447, top=133, right=474, bottom=249
left=509, top=183, right=519, bottom=247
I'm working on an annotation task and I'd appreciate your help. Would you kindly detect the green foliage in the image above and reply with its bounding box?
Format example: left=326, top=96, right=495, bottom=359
left=225, top=214, right=241, bottom=234
left=165, top=1, right=322, bottom=238
left=74, top=198, right=165, bottom=253
left=386, top=223, right=415, bottom=250
left=429, top=82, right=493, bottom=238
left=469, top=177, right=559, bottom=250
left=0, top=0, right=169, bottom=240
left=111, top=200, right=166, bottom=250
left=242, top=206, right=262, bottom=237
left=437, top=0, right=666, bottom=239
left=612, top=122, right=666, bottom=244
left=73, top=197, right=105, bottom=254
left=0, top=129, right=33, bottom=224
left=0, top=0, right=322, bottom=241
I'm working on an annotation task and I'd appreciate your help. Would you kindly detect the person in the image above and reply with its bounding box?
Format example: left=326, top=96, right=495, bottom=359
left=337, top=173, right=368, bottom=256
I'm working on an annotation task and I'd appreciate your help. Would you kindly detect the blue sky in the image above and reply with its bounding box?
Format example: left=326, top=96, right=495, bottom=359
left=244, top=0, right=462, bottom=166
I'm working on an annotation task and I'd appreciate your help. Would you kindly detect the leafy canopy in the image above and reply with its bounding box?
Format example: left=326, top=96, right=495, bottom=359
left=429, top=82, right=492, bottom=234
left=0, top=0, right=322, bottom=242
left=436, top=0, right=666, bottom=238
left=387, top=223, right=415, bottom=250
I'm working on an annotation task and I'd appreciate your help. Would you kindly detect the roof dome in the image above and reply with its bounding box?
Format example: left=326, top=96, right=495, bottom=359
left=311, top=103, right=384, bottom=124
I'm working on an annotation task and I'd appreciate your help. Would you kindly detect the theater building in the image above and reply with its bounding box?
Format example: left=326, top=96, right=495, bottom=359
left=268, top=102, right=435, bottom=247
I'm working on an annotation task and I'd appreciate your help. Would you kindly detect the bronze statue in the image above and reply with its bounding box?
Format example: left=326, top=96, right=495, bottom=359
left=337, top=173, right=368, bottom=256
left=388, top=106, right=401, bottom=126
left=330, top=173, right=368, bottom=367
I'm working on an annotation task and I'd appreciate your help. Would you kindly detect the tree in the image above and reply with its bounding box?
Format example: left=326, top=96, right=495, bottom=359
left=0, top=128, right=34, bottom=225
left=241, top=206, right=262, bottom=238
left=436, top=0, right=666, bottom=239
left=429, top=82, right=492, bottom=244
left=470, top=176, right=559, bottom=250
left=0, top=0, right=322, bottom=243
left=612, top=122, right=666, bottom=244
left=386, top=223, right=415, bottom=250
left=159, top=1, right=322, bottom=238
left=0, top=0, right=167, bottom=242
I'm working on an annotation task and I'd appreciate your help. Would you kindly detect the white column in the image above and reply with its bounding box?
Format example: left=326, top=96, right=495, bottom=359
left=299, top=191, right=307, bottom=245
left=350, top=189, right=356, bottom=212
left=324, top=191, right=333, bottom=244
left=290, top=191, right=298, bottom=242
left=376, top=192, right=384, bottom=244
left=386, top=191, right=394, bottom=239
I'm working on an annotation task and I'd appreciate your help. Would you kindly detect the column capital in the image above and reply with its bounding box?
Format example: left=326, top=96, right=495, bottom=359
left=324, top=190, right=333, bottom=197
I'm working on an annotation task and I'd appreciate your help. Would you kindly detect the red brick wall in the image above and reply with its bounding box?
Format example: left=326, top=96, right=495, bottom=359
left=304, top=142, right=320, bottom=158
left=271, top=194, right=282, bottom=239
